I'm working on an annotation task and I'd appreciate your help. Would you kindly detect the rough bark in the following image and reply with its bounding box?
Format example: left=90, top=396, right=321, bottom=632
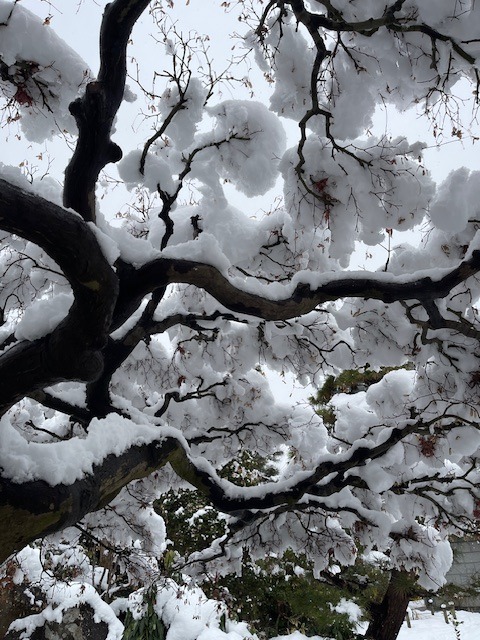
left=365, top=570, right=415, bottom=640
left=4, top=604, right=109, bottom=640
left=0, top=437, right=178, bottom=564
left=0, top=581, right=43, bottom=639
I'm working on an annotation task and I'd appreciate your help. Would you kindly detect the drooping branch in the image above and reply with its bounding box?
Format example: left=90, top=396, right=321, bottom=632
left=168, top=421, right=420, bottom=516
left=0, top=411, right=417, bottom=562
left=63, top=0, right=151, bottom=222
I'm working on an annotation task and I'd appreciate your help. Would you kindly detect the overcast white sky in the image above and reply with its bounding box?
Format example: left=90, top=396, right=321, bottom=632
left=13, top=1, right=479, bottom=188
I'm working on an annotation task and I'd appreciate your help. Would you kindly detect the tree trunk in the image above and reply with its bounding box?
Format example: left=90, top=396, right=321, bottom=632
left=365, top=570, right=415, bottom=640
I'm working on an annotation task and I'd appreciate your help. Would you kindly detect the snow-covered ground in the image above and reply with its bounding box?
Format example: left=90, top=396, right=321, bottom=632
left=397, top=609, right=480, bottom=640
left=272, top=609, right=480, bottom=640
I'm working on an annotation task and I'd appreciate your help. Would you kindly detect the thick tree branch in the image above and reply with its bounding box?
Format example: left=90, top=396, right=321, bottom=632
left=63, top=0, right=151, bottom=222
left=0, top=179, right=118, bottom=413
left=0, top=435, right=179, bottom=564
left=86, top=288, right=166, bottom=415
left=114, top=252, right=480, bottom=327
left=2, top=178, right=479, bottom=418
left=0, top=412, right=416, bottom=562
left=28, top=390, right=92, bottom=426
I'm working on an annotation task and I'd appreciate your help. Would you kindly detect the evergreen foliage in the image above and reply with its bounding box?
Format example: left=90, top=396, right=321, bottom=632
left=122, top=587, right=166, bottom=640
left=155, top=450, right=390, bottom=639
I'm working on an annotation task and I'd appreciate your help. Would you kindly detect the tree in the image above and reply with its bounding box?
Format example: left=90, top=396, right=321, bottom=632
left=1, top=0, right=480, bottom=637
left=156, top=451, right=374, bottom=639
left=312, top=367, right=419, bottom=640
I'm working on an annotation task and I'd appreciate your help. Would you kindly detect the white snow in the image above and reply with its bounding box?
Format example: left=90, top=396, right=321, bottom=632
left=0, top=0, right=91, bottom=141
left=206, top=100, right=286, bottom=196
left=15, top=292, right=73, bottom=341
left=397, top=609, right=480, bottom=640
left=0, top=413, right=161, bottom=485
